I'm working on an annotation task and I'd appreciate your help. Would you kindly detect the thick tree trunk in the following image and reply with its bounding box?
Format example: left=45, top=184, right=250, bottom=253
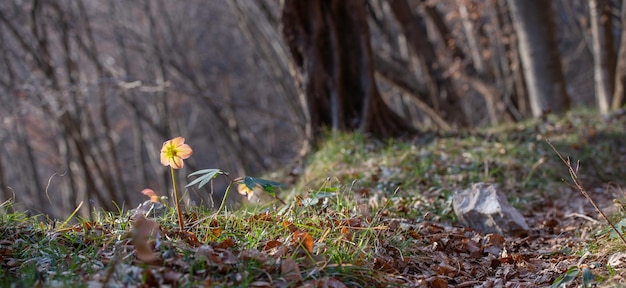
left=388, top=0, right=468, bottom=127
left=282, top=0, right=415, bottom=140
left=613, top=0, right=626, bottom=109
left=589, top=0, right=615, bottom=114
left=507, top=0, right=569, bottom=117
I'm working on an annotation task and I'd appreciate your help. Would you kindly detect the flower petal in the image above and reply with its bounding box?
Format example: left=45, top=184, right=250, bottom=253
left=171, top=156, right=184, bottom=169
left=160, top=152, right=170, bottom=167
left=238, top=183, right=253, bottom=196
left=176, top=144, right=193, bottom=159
left=171, top=137, right=185, bottom=147
left=141, top=188, right=160, bottom=203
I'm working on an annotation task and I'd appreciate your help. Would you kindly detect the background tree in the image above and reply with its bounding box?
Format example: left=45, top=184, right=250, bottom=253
left=0, top=0, right=623, bottom=218
left=506, top=0, right=570, bottom=116
left=281, top=0, right=415, bottom=147
left=614, top=0, right=626, bottom=109
left=589, top=0, right=616, bottom=114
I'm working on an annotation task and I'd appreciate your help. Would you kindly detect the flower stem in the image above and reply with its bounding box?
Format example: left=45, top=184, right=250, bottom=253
left=171, top=166, right=185, bottom=231
left=215, top=181, right=233, bottom=216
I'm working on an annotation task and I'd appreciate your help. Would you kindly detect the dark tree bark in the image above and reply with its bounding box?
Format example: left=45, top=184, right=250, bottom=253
left=613, top=0, right=626, bottom=109
left=388, top=0, right=468, bottom=127
left=282, top=0, right=415, bottom=143
left=507, top=0, right=570, bottom=116
left=589, top=0, right=616, bottom=114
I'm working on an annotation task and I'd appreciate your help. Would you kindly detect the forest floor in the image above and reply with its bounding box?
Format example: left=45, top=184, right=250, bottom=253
left=1, top=108, right=626, bottom=287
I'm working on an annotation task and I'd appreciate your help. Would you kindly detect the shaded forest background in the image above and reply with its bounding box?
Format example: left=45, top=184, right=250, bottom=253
left=0, top=0, right=624, bottom=219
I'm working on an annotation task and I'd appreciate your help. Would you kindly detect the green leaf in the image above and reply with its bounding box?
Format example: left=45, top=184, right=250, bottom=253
left=609, top=218, right=626, bottom=239
left=186, top=169, right=223, bottom=189
left=550, top=266, right=579, bottom=288
left=243, top=176, right=256, bottom=190
left=241, top=176, right=286, bottom=198
left=249, top=177, right=286, bottom=189
left=188, top=169, right=223, bottom=177
left=581, top=268, right=594, bottom=287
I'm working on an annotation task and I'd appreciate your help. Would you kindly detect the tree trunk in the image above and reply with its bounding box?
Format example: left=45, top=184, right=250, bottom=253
left=589, top=0, right=615, bottom=114
left=613, top=0, right=626, bottom=109
left=282, top=0, right=415, bottom=140
left=388, top=0, right=468, bottom=127
left=458, top=0, right=485, bottom=74
left=507, top=0, right=569, bottom=117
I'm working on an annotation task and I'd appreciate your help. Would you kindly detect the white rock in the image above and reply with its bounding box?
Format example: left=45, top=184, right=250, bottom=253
left=608, top=252, right=626, bottom=268
left=453, top=183, right=529, bottom=235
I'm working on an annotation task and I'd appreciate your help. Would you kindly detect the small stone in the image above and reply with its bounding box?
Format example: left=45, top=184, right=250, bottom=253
left=608, top=252, right=626, bottom=268
left=453, top=183, right=529, bottom=235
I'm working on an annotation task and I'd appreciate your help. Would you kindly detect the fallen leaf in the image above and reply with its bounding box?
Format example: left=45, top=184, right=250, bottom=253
left=281, top=258, right=302, bottom=283
left=283, top=221, right=297, bottom=232
left=429, top=277, right=448, bottom=288
left=217, top=238, right=236, bottom=249
left=340, top=227, right=352, bottom=242
left=163, top=269, right=183, bottom=285
left=293, top=230, right=313, bottom=253
left=132, top=214, right=160, bottom=263
left=179, top=231, right=202, bottom=247
left=142, top=268, right=159, bottom=287
left=263, top=240, right=283, bottom=252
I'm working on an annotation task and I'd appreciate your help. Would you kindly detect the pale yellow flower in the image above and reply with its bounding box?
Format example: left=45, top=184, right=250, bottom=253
left=237, top=182, right=256, bottom=201
left=160, top=137, right=193, bottom=169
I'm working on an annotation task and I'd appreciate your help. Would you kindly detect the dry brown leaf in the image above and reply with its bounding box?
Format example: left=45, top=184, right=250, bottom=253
left=141, top=268, right=159, bottom=287
left=280, top=258, right=302, bottom=283
left=340, top=226, right=352, bottom=242
left=292, top=230, right=313, bottom=253
left=216, top=237, right=235, bottom=249
left=305, top=277, right=347, bottom=288
left=263, top=240, right=283, bottom=252
left=251, top=212, right=274, bottom=222
left=132, top=214, right=160, bottom=263
left=163, top=270, right=183, bottom=285
left=344, top=218, right=361, bottom=227
left=283, top=221, right=297, bottom=232
left=429, top=277, right=448, bottom=288
left=179, top=231, right=202, bottom=247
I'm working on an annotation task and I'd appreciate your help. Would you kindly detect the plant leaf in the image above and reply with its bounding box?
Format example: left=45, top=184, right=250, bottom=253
left=188, top=168, right=222, bottom=177
left=186, top=169, right=223, bottom=189
left=132, top=214, right=160, bottom=263
left=609, top=218, right=626, bottom=239
left=245, top=176, right=286, bottom=197
left=239, top=176, right=286, bottom=204
left=244, top=176, right=256, bottom=190
left=293, top=230, right=313, bottom=253
left=581, top=268, right=595, bottom=287
left=249, top=177, right=286, bottom=189
left=550, top=266, right=579, bottom=288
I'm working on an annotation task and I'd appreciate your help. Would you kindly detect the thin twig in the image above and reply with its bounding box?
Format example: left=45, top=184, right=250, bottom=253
left=547, top=139, right=626, bottom=246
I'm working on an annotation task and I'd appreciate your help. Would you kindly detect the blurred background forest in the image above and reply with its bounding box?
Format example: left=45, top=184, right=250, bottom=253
left=0, top=0, right=624, bottom=219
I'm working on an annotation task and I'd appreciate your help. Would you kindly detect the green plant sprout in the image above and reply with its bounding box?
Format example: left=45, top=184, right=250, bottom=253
left=186, top=170, right=287, bottom=216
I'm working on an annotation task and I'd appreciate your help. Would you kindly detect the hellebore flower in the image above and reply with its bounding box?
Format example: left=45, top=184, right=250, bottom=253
left=237, top=181, right=256, bottom=201
left=160, top=137, right=193, bottom=169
